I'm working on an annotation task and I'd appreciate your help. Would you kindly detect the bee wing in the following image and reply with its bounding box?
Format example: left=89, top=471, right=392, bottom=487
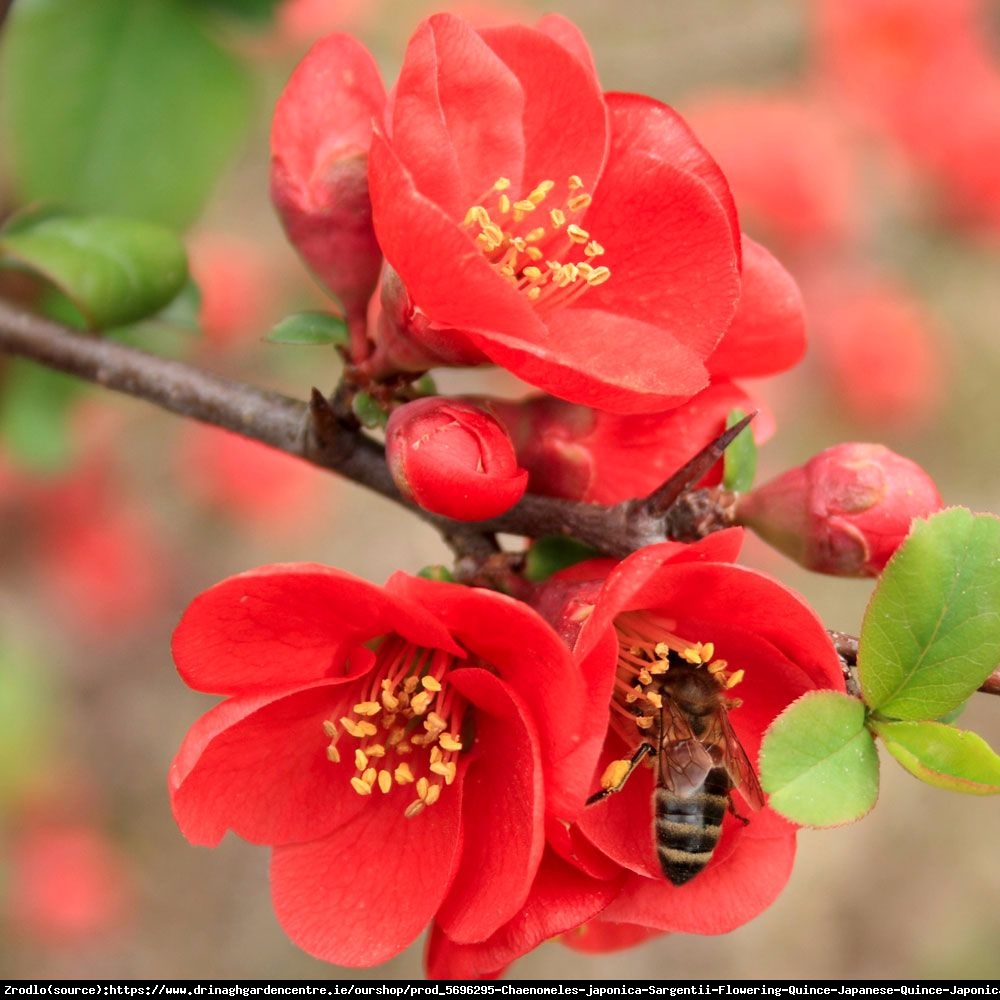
left=658, top=699, right=715, bottom=798
left=708, top=708, right=766, bottom=811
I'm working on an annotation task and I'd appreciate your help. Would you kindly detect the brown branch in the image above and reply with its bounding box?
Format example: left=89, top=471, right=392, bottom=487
left=0, top=299, right=696, bottom=556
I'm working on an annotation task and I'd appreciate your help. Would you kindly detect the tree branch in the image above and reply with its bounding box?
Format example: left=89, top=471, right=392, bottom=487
left=0, top=299, right=703, bottom=556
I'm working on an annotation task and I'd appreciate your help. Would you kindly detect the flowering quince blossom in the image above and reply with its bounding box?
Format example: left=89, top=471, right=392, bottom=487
left=427, top=531, right=846, bottom=977
left=270, top=13, right=806, bottom=414
left=385, top=397, right=528, bottom=520
left=168, top=565, right=603, bottom=968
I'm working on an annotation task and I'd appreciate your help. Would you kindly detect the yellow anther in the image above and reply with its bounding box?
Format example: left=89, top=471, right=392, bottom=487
left=549, top=208, right=566, bottom=228
left=404, top=800, right=425, bottom=819
left=654, top=642, right=670, bottom=657
left=701, top=643, right=715, bottom=663
left=707, top=660, right=726, bottom=674
left=350, top=776, right=373, bottom=796
left=584, top=240, right=605, bottom=258
left=322, top=720, right=338, bottom=739
left=567, top=192, right=592, bottom=212
left=494, top=177, right=511, bottom=191
left=586, top=266, right=611, bottom=286
left=522, top=265, right=543, bottom=282
left=649, top=658, right=670, bottom=674
left=424, top=784, right=442, bottom=806
left=394, top=762, right=415, bottom=784
left=567, top=174, right=584, bottom=190
left=403, top=677, right=419, bottom=694
left=442, top=761, right=457, bottom=785
left=410, top=691, right=433, bottom=715
left=416, top=777, right=430, bottom=801
left=377, top=770, right=393, bottom=794
left=638, top=668, right=653, bottom=686
left=625, top=688, right=639, bottom=703
left=566, top=224, right=590, bottom=245
left=430, top=760, right=452, bottom=779
left=354, top=749, right=368, bottom=770
left=429, top=745, right=443, bottom=765
left=380, top=690, right=399, bottom=711
left=681, top=646, right=702, bottom=664
left=439, top=733, right=463, bottom=752
left=424, top=711, right=447, bottom=734
left=340, top=717, right=377, bottom=739
left=386, top=728, right=406, bottom=747
left=527, top=287, right=542, bottom=300
left=525, top=246, right=544, bottom=261
left=725, top=669, right=745, bottom=689
left=361, top=767, right=377, bottom=787
left=498, top=193, right=511, bottom=214
left=513, top=198, right=536, bottom=214
left=421, top=675, right=442, bottom=693
left=636, top=715, right=654, bottom=730
left=366, top=743, right=386, bottom=758
left=353, top=701, right=381, bottom=716
left=525, top=227, right=546, bottom=243
left=528, top=180, right=555, bottom=204
left=646, top=691, right=663, bottom=709
left=326, top=745, right=341, bottom=763
left=600, top=757, right=632, bottom=790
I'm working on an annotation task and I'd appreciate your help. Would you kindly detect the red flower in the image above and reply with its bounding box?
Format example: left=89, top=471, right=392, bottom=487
left=535, top=532, right=845, bottom=937
left=360, top=14, right=802, bottom=411
left=385, top=398, right=528, bottom=520
left=169, top=566, right=600, bottom=968
left=489, top=380, right=770, bottom=505
left=735, top=442, right=944, bottom=576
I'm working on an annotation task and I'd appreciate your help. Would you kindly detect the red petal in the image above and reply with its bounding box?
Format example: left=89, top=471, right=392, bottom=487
left=434, top=668, right=544, bottom=943
left=388, top=15, right=527, bottom=217
left=426, top=849, right=622, bottom=979
left=270, top=780, right=464, bottom=966
left=600, top=808, right=797, bottom=934
left=535, top=14, right=600, bottom=78
left=708, top=235, right=806, bottom=378
left=560, top=920, right=662, bottom=954
left=388, top=576, right=603, bottom=818
left=172, top=564, right=460, bottom=695
left=169, top=682, right=366, bottom=847
left=602, top=92, right=741, bottom=260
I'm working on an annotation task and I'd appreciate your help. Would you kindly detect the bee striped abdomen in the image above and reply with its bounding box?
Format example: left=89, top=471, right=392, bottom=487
left=655, top=767, right=731, bottom=886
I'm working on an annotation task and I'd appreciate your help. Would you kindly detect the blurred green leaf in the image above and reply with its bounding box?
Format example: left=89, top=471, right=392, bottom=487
left=0, top=360, right=85, bottom=473
left=759, top=690, right=879, bottom=827
left=352, top=391, right=387, bottom=430
left=0, top=642, right=56, bottom=806
left=872, top=719, right=1000, bottom=795
left=858, top=508, right=1000, bottom=720
left=267, top=311, right=349, bottom=347
left=524, top=536, right=599, bottom=582
left=0, top=213, right=188, bottom=329
left=722, top=407, right=757, bottom=492
left=416, top=565, right=456, bottom=583
left=0, top=0, right=253, bottom=227
left=192, top=0, right=283, bottom=23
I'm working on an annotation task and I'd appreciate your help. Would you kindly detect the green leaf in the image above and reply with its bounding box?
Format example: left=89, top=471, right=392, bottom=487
left=0, top=360, right=86, bottom=473
left=723, top=407, right=757, bottom=493
left=0, top=213, right=188, bottom=329
left=0, top=642, right=56, bottom=806
left=0, top=0, right=253, bottom=227
left=417, top=565, right=455, bottom=583
left=352, top=392, right=387, bottom=430
left=192, top=0, right=283, bottom=23
left=858, top=508, right=1000, bottom=720
left=871, top=719, right=1000, bottom=795
left=524, top=536, right=600, bottom=583
left=759, top=690, right=880, bottom=827
left=267, top=311, right=349, bottom=347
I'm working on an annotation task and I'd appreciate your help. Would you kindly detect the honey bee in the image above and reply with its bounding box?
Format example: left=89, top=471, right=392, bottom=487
left=587, top=655, right=765, bottom=886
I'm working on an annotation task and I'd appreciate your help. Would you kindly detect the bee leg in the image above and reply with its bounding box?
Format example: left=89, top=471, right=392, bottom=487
left=586, top=742, right=655, bottom=805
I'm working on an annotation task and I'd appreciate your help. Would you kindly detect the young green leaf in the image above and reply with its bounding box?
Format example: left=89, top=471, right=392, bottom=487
left=0, top=214, right=188, bottom=329
left=759, top=690, right=879, bottom=827
left=267, top=312, right=349, bottom=347
left=858, top=508, right=1000, bottom=720
left=871, top=719, right=1000, bottom=795
left=0, top=0, right=252, bottom=227
left=722, top=407, right=757, bottom=493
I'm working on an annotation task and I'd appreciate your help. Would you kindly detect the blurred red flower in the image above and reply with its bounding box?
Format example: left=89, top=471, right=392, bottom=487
left=169, top=566, right=601, bottom=968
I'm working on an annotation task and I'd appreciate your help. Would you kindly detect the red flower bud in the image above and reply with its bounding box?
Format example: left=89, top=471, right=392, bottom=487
left=385, top=399, right=528, bottom=521
left=735, top=443, right=943, bottom=576
left=270, top=34, right=386, bottom=323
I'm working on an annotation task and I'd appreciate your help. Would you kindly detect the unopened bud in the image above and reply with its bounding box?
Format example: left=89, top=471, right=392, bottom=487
left=270, top=34, right=386, bottom=322
left=385, top=399, right=528, bottom=521
left=735, top=443, right=943, bottom=576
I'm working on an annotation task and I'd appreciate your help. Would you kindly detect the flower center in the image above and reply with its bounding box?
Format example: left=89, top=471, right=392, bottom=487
left=611, top=611, right=743, bottom=731
left=321, top=636, right=467, bottom=818
left=462, top=175, right=611, bottom=313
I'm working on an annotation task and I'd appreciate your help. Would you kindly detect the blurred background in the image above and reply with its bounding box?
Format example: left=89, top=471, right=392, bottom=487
left=0, top=0, right=998, bottom=981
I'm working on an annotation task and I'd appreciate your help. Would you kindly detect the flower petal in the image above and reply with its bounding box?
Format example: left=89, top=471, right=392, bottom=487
left=270, top=779, right=464, bottom=966
left=599, top=807, right=797, bottom=934
left=426, top=848, right=622, bottom=979
left=172, top=564, right=460, bottom=695
left=434, top=667, right=544, bottom=943
left=707, top=235, right=806, bottom=378
left=169, top=681, right=368, bottom=847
